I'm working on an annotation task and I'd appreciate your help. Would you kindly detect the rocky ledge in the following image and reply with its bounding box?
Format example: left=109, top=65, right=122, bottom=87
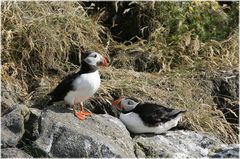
left=1, top=104, right=239, bottom=158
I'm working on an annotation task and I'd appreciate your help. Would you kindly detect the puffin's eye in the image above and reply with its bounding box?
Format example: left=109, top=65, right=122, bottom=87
left=127, top=101, right=133, bottom=105
left=94, top=54, right=97, bottom=58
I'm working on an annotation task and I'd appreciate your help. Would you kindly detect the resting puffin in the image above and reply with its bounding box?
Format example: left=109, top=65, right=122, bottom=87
left=112, top=97, right=186, bottom=134
left=48, top=51, right=108, bottom=120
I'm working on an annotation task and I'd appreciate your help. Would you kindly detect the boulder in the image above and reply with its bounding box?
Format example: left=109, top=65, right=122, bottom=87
left=32, top=105, right=135, bottom=158
left=1, top=104, right=30, bottom=148
left=16, top=108, right=42, bottom=151
left=133, top=130, right=223, bottom=158
left=210, top=144, right=239, bottom=158
left=1, top=83, right=20, bottom=116
left=26, top=108, right=42, bottom=140
left=1, top=148, right=32, bottom=158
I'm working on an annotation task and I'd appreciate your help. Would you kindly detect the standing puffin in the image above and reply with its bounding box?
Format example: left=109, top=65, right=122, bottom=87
left=112, top=97, right=186, bottom=134
left=48, top=51, right=108, bottom=120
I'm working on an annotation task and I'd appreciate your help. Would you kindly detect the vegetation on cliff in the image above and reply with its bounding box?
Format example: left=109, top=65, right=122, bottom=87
left=1, top=1, right=239, bottom=144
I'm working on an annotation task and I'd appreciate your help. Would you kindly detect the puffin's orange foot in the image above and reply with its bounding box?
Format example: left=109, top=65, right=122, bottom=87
left=81, top=110, right=92, bottom=116
left=74, top=112, right=86, bottom=120
left=74, top=111, right=91, bottom=120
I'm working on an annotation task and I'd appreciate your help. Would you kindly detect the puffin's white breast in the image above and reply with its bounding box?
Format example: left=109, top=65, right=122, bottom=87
left=119, top=112, right=182, bottom=134
left=64, top=71, right=100, bottom=105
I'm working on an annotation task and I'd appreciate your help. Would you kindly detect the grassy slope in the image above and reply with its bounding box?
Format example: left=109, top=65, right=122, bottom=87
left=1, top=1, right=239, bottom=144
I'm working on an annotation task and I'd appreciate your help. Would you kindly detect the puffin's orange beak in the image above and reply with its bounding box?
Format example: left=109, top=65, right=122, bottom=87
left=98, top=56, right=109, bottom=66
left=102, top=57, right=109, bottom=66
left=112, top=97, right=124, bottom=109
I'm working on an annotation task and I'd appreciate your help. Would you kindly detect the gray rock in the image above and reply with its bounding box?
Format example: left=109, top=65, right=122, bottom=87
left=1, top=148, right=32, bottom=158
left=32, top=105, right=135, bottom=158
left=133, top=130, right=223, bottom=158
left=1, top=104, right=30, bottom=148
left=1, top=83, right=20, bottom=116
left=26, top=108, right=42, bottom=139
left=212, top=70, right=239, bottom=124
left=211, top=144, right=239, bottom=158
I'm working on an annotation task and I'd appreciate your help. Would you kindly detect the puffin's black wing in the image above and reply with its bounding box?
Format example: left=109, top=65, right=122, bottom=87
left=48, top=73, right=79, bottom=104
left=132, top=102, right=185, bottom=126
left=47, top=59, right=98, bottom=105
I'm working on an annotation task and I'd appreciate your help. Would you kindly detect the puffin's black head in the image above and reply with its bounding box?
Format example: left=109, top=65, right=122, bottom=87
left=81, top=51, right=92, bottom=60
left=81, top=51, right=108, bottom=66
left=112, top=97, right=139, bottom=112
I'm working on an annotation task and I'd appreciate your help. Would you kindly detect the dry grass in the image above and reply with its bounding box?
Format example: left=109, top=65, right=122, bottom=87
left=109, top=29, right=239, bottom=72
left=2, top=1, right=105, bottom=93
left=1, top=1, right=239, bottom=145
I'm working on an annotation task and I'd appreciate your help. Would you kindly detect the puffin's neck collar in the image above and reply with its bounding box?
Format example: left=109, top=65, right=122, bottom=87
left=78, top=60, right=98, bottom=74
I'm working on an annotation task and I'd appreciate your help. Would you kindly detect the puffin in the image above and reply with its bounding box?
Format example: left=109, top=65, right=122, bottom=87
left=48, top=51, right=109, bottom=120
left=112, top=97, right=186, bottom=134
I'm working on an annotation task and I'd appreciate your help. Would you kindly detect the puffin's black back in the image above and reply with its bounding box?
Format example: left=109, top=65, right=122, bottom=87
left=131, top=102, right=185, bottom=126
left=48, top=51, right=98, bottom=104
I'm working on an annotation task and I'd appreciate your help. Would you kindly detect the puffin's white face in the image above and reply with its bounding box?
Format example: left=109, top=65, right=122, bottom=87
left=84, top=52, right=108, bottom=66
left=112, top=97, right=139, bottom=112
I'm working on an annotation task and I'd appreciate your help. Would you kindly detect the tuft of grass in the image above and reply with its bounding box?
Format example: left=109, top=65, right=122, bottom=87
left=109, top=29, right=238, bottom=73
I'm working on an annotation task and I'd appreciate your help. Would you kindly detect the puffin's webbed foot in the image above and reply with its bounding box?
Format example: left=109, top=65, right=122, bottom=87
left=74, top=103, right=92, bottom=120
left=74, top=112, right=87, bottom=120
left=75, top=111, right=92, bottom=120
